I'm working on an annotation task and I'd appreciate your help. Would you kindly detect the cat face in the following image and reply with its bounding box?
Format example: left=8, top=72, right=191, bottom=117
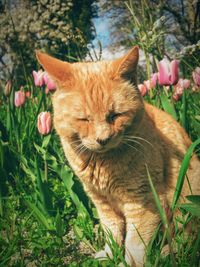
left=36, top=47, right=144, bottom=153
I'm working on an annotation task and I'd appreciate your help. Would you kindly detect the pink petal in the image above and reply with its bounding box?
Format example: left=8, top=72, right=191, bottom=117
left=151, top=73, right=158, bottom=87
left=183, top=79, right=190, bottom=89
left=158, top=58, right=171, bottom=85
left=192, top=67, right=200, bottom=87
left=14, top=91, right=25, bottom=107
left=37, top=112, right=52, bottom=135
left=170, top=60, right=179, bottom=85
left=37, top=114, right=43, bottom=134
left=44, top=72, right=56, bottom=90
left=144, top=80, right=151, bottom=91
left=45, top=115, right=52, bottom=133
left=47, top=80, right=56, bottom=90
left=43, top=72, right=48, bottom=85
left=138, top=84, right=147, bottom=96
left=32, top=70, right=45, bottom=87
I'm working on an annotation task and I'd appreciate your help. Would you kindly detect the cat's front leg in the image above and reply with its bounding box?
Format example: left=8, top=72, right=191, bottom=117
left=125, top=222, right=146, bottom=267
left=124, top=204, right=160, bottom=267
left=86, top=188, right=125, bottom=258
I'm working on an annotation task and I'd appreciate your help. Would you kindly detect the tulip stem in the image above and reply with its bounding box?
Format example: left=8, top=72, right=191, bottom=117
left=44, top=152, right=48, bottom=182
left=29, top=92, right=45, bottom=138
left=145, top=52, right=151, bottom=80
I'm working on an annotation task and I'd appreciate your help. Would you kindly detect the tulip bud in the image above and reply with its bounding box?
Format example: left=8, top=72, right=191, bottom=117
left=43, top=72, right=56, bottom=91
left=138, top=84, right=147, bottom=96
left=172, top=78, right=190, bottom=101
left=37, top=112, right=52, bottom=135
left=32, top=70, right=45, bottom=87
left=4, top=80, right=11, bottom=96
left=158, top=58, right=179, bottom=86
left=192, top=67, right=200, bottom=87
left=14, top=90, right=26, bottom=107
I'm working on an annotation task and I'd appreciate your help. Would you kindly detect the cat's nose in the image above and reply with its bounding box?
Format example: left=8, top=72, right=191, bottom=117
left=96, top=136, right=111, bottom=146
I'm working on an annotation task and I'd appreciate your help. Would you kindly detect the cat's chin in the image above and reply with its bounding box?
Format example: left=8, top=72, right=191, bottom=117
left=87, top=140, right=122, bottom=154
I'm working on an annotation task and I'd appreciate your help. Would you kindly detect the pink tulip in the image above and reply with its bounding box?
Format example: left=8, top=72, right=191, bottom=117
left=192, top=67, right=200, bottom=87
left=144, top=73, right=158, bottom=91
left=158, top=58, right=179, bottom=86
left=37, top=112, right=52, bottom=135
left=177, top=78, right=190, bottom=89
left=173, top=78, right=190, bottom=101
left=43, top=72, right=56, bottom=90
left=14, top=90, right=26, bottom=107
left=138, top=84, right=147, bottom=96
left=32, top=70, right=45, bottom=87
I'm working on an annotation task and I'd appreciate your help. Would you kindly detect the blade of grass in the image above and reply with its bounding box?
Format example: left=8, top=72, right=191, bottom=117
left=159, top=90, right=178, bottom=121
left=180, top=90, right=187, bottom=130
left=191, top=228, right=200, bottom=266
left=29, top=91, right=45, bottom=138
left=23, top=198, right=54, bottom=231
left=145, top=164, right=176, bottom=267
left=171, top=138, right=200, bottom=210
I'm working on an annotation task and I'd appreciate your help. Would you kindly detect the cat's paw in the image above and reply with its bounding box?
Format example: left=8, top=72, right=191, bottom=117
left=94, top=249, right=108, bottom=260
left=94, top=244, right=113, bottom=260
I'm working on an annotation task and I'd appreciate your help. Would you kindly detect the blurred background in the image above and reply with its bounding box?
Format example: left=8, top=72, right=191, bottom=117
left=0, top=0, right=200, bottom=85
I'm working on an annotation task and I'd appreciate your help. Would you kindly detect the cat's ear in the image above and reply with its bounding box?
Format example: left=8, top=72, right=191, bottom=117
left=112, top=46, right=139, bottom=83
left=36, top=51, right=73, bottom=83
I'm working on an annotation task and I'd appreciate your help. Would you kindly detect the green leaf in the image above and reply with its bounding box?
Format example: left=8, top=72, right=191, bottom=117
left=34, top=143, right=46, bottom=155
left=55, top=210, right=65, bottom=237
left=35, top=156, right=54, bottom=215
left=42, top=134, right=51, bottom=148
left=192, top=119, right=200, bottom=136
left=160, top=91, right=178, bottom=120
left=145, top=164, right=168, bottom=226
left=60, top=166, right=89, bottom=217
left=179, top=90, right=187, bottom=130
left=186, top=195, right=200, bottom=204
left=24, top=198, right=54, bottom=231
left=180, top=203, right=200, bottom=217
left=73, top=224, right=84, bottom=239
left=171, top=138, right=200, bottom=210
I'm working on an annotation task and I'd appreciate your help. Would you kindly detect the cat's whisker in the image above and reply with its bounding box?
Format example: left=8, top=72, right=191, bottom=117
left=124, top=135, right=153, bottom=148
left=68, top=139, right=81, bottom=146
left=122, top=141, right=147, bottom=160
left=74, top=143, right=90, bottom=163
left=123, top=138, right=145, bottom=150
left=75, top=143, right=85, bottom=155
left=122, top=141, right=140, bottom=154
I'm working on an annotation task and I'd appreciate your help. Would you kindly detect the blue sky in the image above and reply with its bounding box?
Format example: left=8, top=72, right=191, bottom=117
left=91, top=15, right=126, bottom=60
left=93, top=16, right=111, bottom=48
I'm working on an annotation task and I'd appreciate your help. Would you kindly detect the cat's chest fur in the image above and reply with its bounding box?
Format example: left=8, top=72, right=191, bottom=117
left=62, top=140, right=164, bottom=202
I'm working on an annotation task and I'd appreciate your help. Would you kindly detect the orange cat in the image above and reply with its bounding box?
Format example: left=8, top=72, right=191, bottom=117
left=36, top=47, right=200, bottom=267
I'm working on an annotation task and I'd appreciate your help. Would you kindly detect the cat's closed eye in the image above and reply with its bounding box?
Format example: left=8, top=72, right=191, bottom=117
left=77, top=117, right=90, bottom=122
left=107, top=112, right=122, bottom=123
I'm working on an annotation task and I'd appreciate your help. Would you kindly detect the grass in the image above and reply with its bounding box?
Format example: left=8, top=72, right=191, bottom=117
left=0, top=56, right=200, bottom=266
